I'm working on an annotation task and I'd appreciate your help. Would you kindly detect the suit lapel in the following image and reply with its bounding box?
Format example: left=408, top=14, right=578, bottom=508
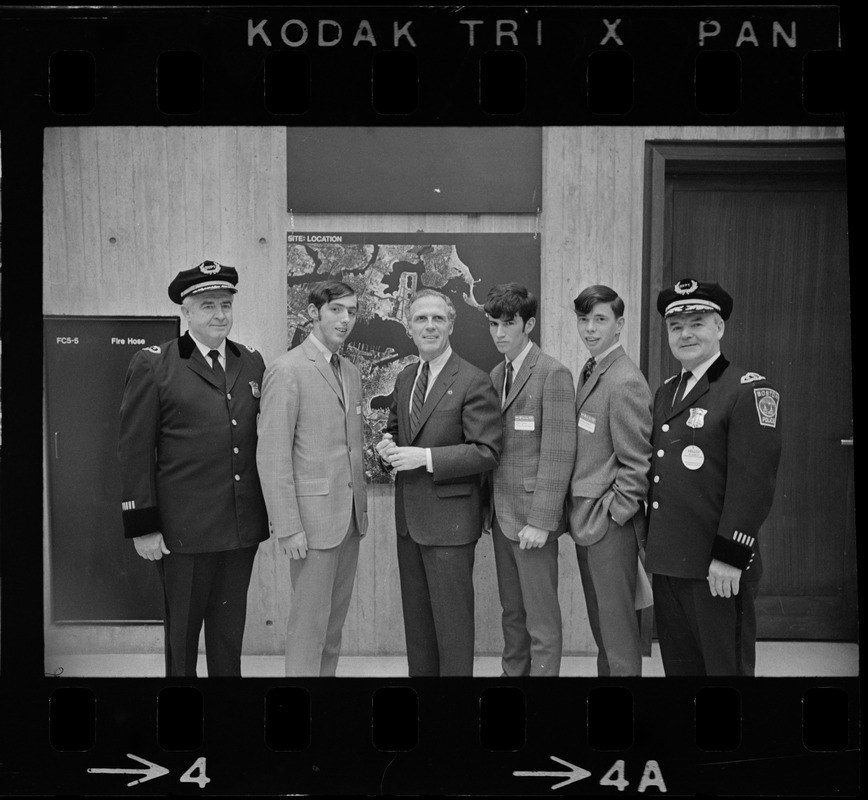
left=576, top=345, right=624, bottom=409
left=503, top=343, right=539, bottom=411
left=303, top=335, right=345, bottom=409
left=491, top=360, right=505, bottom=406
left=224, top=340, right=242, bottom=392
left=411, top=351, right=459, bottom=441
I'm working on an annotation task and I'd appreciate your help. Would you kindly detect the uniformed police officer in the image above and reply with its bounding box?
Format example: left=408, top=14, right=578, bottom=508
left=645, top=279, right=782, bottom=676
left=118, top=261, right=269, bottom=677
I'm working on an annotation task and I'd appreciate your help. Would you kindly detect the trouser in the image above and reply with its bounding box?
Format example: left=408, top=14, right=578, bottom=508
left=653, top=573, right=758, bottom=676
left=285, top=519, right=361, bottom=677
left=397, top=532, right=477, bottom=677
left=492, top=517, right=562, bottom=676
left=157, top=544, right=258, bottom=677
left=575, top=517, right=643, bottom=676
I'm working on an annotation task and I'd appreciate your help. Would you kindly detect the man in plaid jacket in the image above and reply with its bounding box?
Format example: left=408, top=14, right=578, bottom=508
left=484, top=283, right=576, bottom=676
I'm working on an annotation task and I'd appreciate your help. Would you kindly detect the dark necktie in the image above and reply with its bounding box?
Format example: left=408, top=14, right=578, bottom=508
left=582, top=356, right=596, bottom=383
left=503, top=361, right=513, bottom=403
left=410, top=360, right=429, bottom=437
left=672, top=370, right=693, bottom=407
left=330, top=353, right=344, bottom=405
left=208, top=349, right=226, bottom=392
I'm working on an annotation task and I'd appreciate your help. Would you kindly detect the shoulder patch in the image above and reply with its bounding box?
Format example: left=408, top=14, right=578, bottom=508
left=143, top=345, right=161, bottom=353
left=754, top=388, right=780, bottom=428
left=740, top=372, right=766, bottom=384
left=664, top=374, right=678, bottom=384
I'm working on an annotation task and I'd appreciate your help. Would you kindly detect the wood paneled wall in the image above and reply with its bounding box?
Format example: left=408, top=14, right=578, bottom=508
left=43, top=124, right=843, bottom=659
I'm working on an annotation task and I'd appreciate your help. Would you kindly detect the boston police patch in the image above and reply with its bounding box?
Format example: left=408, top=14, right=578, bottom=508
left=754, top=388, right=780, bottom=428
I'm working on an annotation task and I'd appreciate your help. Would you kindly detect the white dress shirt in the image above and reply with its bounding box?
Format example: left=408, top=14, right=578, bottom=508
left=409, top=346, right=453, bottom=473
left=190, top=333, right=226, bottom=369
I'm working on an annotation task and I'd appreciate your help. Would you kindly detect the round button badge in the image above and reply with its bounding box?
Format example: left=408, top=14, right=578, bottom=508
left=681, top=445, right=705, bottom=470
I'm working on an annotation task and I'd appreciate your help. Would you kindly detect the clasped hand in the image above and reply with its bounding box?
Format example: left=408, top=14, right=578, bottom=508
left=376, top=433, right=427, bottom=472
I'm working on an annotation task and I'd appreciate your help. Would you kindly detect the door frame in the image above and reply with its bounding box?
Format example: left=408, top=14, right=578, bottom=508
left=640, top=140, right=855, bottom=640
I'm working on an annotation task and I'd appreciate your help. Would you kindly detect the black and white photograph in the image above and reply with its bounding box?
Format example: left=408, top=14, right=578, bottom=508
left=0, top=3, right=858, bottom=797
left=40, top=124, right=855, bottom=680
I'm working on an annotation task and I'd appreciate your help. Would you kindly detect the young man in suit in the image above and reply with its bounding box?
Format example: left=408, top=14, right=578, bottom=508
left=118, top=261, right=269, bottom=677
left=645, top=279, right=782, bottom=676
left=376, top=289, right=502, bottom=677
left=484, top=283, right=576, bottom=676
left=569, top=285, right=653, bottom=676
left=256, top=281, right=368, bottom=677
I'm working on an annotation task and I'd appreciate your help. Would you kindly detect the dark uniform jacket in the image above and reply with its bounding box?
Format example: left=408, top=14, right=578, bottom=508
left=645, top=354, right=782, bottom=582
left=387, top=351, right=502, bottom=547
left=118, top=331, right=269, bottom=553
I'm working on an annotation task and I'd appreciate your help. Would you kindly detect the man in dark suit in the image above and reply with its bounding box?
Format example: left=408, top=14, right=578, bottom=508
left=376, top=289, right=502, bottom=677
left=645, top=279, right=782, bottom=676
left=569, top=285, right=653, bottom=676
left=484, top=283, right=575, bottom=676
left=256, top=281, right=367, bottom=677
left=118, top=261, right=269, bottom=677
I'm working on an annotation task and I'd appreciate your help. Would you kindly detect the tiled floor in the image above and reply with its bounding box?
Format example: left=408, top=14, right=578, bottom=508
left=47, top=641, right=858, bottom=678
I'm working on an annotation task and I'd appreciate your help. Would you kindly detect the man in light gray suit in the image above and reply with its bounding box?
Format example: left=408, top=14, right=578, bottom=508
left=257, top=281, right=368, bottom=676
left=569, top=285, right=653, bottom=676
left=484, top=283, right=576, bottom=676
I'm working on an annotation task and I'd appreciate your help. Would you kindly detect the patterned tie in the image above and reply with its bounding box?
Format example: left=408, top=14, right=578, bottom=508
left=503, top=361, right=513, bottom=404
left=208, top=349, right=226, bottom=392
left=672, top=370, right=693, bottom=407
left=582, top=356, right=596, bottom=383
left=410, top=360, right=429, bottom=437
left=330, top=353, right=344, bottom=405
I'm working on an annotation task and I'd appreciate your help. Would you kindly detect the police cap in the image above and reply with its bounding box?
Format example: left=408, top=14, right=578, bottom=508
left=168, top=260, right=239, bottom=304
left=657, top=278, right=733, bottom=320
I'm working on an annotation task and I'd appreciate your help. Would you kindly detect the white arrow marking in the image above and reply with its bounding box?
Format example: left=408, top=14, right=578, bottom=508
left=87, top=753, right=170, bottom=786
left=514, top=755, right=592, bottom=790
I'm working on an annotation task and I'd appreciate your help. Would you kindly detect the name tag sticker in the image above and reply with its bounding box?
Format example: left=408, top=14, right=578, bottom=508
left=514, top=415, right=535, bottom=431
left=578, top=411, right=596, bottom=433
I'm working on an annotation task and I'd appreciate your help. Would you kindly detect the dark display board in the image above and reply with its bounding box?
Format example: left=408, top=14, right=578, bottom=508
left=44, top=316, right=179, bottom=622
left=286, top=127, right=543, bottom=213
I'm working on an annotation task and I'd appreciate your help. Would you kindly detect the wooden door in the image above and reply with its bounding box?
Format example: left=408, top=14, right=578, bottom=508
left=644, top=144, right=854, bottom=640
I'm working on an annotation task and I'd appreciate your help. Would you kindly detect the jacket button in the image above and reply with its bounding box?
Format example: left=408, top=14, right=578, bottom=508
left=662, top=424, right=669, bottom=432
left=657, top=449, right=664, bottom=457
left=234, top=447, right=239, bottom=454
left=654, top=475, right=660, bottom=483
left=652, top=501, right=659, bottom=509
left=232, top=419, right=237, bottom=426
left=234, top=474, right=241, bottom=481
left=348, top=482, right=353, bottom=488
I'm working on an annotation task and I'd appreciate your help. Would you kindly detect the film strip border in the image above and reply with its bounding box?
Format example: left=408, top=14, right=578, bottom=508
left=0, top=3, right=859, bottom=797
left=0, top=679, right=857, bottom=794
left=0, top=5, right=848, bottom=124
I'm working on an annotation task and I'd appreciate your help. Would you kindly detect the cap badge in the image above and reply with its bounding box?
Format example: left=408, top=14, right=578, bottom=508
left=754, top=388, right=779, bottom=428
left=674, top=279, right=698, bottom=295
left=686, top=407, right=707, bottom=429
left=199, top=261, right=221, bottom=275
